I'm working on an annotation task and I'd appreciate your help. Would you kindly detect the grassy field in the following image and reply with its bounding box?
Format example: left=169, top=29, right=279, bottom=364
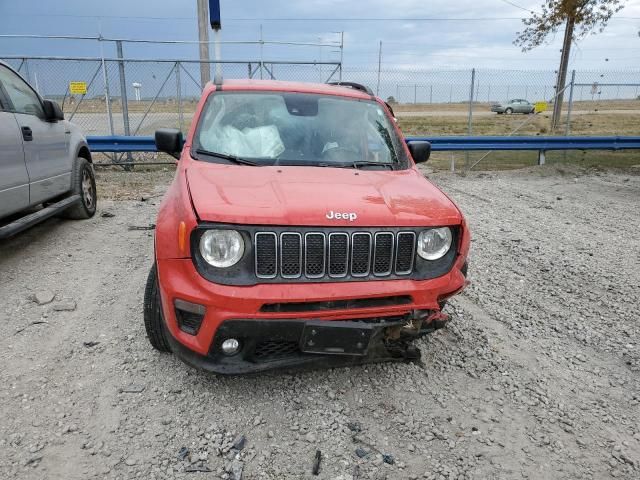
left=398, top=110, right=640, bottom=137
left=398, top=107, right=640, bottom=170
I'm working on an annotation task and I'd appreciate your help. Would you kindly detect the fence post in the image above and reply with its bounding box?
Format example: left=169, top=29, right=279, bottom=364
left=466, top=68, right=476, bottom=169
left=414, top=84, right=417, bottom=104
left=430, top=85, right=433, bottom=104
left=176, top=61, right=183, bottom=132
left=23, top=58, right=31, bottom=83
left=376, top=40, right=382, bottom=96
left=100, top=58, right=115, bottom=137
left=565, top=70, right=576, bottom=136
left=116, top=40, right=133, bottom=165
left=259, top=24, right=264, bottom=80
left=339, top=31, right=344, bottom=82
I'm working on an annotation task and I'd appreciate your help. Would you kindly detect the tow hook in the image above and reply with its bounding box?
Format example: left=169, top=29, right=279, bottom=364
left=426, top=311, right=449, bottom=330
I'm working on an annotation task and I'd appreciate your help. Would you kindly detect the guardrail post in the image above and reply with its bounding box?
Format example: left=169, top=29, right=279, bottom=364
left=116, top=40, right=133, bottom=167
left=538, top=150, right=546, bottom=165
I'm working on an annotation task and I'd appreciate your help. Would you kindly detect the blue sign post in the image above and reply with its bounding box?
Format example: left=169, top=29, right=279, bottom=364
left=209, top=0, right=221, bottom=30
left=209, top=0, right=222, bottom=83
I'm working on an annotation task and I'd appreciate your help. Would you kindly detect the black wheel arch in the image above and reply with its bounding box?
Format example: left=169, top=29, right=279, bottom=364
left=76, top=143, right=93, bottom=163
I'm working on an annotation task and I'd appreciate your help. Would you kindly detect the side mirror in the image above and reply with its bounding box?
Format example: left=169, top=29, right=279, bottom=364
left=408, top=141, right=431, bottom=164
left=155, top=128, right=184, bottom=160
left=43, top=100, right=64, bottom=122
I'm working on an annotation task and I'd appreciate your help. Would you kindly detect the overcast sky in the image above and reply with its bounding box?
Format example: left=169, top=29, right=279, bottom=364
left=0, top=0, right=639, bottom=71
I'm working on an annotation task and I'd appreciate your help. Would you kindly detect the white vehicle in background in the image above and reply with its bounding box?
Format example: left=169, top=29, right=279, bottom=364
left=0, top=61, right=97, bottom=240
left=491, top=99, right=536, bottom=115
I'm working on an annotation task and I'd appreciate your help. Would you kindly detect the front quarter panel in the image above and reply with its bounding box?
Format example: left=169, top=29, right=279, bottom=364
left=155, top=160, right=198, bottom=260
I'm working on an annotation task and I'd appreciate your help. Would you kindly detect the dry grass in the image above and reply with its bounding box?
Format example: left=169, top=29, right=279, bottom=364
left=399, top=111, right=640, bottom=137
left=95, top=167, right=175, bottom=200
left=393, top=99, right=640, bottom=113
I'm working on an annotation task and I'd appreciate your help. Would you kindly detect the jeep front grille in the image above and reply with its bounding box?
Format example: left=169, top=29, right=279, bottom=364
left=255, top=230, right=416, bottom=281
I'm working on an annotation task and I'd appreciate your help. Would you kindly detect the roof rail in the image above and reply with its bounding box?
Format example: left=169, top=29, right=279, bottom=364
left=327, top=81, right=374, bottom=96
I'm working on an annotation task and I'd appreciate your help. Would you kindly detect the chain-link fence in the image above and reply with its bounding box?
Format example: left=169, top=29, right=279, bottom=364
left=2, top=55, right=639, bottom=169
left=1, top=57, right=341, bottom=137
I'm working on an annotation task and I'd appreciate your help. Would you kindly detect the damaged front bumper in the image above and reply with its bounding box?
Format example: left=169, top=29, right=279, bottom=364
left=166, top=311, right=449, bottom=375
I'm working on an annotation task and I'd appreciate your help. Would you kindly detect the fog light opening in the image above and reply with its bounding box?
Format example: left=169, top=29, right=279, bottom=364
left=221, top=338, right=241, bottom=356
left=174, top=299, right=206, bottom=336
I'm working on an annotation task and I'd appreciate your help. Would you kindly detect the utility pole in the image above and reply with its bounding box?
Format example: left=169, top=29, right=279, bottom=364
left=551, top=15, right=575, bottom=130
left=197, top=0, right=211, bottom=88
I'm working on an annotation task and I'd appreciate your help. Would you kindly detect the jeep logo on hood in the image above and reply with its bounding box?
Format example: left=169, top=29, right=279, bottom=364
left=326, top=211, right=357, bottom=221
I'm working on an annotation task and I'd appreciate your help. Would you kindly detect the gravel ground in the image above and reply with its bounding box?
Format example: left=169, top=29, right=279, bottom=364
left=0, top=166, right=639, bottom=480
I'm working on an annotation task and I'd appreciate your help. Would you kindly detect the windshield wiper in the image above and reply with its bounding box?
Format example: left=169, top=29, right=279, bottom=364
left=194, top=148, right=259, bottom=166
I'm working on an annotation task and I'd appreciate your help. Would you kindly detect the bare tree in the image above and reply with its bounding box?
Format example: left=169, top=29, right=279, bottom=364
left=514, top=1, right=626, bottom=130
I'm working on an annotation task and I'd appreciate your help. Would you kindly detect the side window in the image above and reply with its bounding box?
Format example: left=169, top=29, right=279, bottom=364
left=0, top=65, right=44, bottom=117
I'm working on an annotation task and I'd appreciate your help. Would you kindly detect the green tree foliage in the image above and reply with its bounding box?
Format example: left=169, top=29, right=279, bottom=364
left=514, top=0, right=626, bottom=51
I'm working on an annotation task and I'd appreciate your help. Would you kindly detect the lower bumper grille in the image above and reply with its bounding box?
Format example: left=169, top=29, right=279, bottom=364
left=253, top=340, right=300, bottom=361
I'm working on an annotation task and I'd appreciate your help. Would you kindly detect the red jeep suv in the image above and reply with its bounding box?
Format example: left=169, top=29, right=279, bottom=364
left=145, top=79, right=470, bottom=374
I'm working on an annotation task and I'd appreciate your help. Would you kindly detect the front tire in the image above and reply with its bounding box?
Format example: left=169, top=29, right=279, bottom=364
left=505, top=108, right=513, bottom=115
left=62, top=157, right=97, bottom=219
left=144, top=263, right=171, bottom=352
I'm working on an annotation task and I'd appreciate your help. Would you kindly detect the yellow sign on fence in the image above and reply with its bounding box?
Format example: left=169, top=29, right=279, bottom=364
left=69, top=81, right=87, bottom=95
left=534, top=101, right=548, bottom=113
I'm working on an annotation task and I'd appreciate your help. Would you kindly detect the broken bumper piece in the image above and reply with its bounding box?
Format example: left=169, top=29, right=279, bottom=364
left=165, top=312, right=449, bottom=375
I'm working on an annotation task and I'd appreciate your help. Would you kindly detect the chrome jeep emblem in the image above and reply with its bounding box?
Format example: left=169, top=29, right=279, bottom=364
left=326, top=211, right=357, bottom=221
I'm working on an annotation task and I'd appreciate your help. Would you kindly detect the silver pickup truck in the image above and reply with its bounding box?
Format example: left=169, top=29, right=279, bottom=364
left=0, top=61, right=97, bottom=239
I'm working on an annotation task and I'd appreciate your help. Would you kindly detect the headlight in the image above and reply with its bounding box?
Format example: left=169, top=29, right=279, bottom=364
left=199, top=229, right=244, bottom=268
left=417, top=227, right=452, bottom=261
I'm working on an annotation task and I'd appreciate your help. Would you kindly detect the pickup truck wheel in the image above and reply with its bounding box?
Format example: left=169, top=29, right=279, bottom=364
left=144, top=263, right=171, bottom=352
left=61, top=157, right=97, bottom=219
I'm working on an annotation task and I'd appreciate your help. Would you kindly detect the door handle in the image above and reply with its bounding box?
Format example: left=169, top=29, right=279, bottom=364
left=21, top=126, right=33, bottom=141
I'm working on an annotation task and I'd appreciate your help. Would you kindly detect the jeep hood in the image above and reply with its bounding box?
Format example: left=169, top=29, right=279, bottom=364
left=186, top=162, right=461, bottom=227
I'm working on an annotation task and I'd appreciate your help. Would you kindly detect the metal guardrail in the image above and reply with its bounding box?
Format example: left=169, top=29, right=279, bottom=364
left=408, top=135, right=640, bottom=151
left=88, top=135, right=640, bottom=156
left=88, top=136, right=159, bottom=153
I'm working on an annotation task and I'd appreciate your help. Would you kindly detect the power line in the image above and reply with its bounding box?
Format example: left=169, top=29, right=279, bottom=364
left=1, top=12, right=638, bottom=21
left=0, top=13, right=524, bottom=21
left=498, top=0, right=537, bottom=14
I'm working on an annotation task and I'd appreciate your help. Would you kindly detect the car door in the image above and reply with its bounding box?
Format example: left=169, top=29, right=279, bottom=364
left=0, top=88, right=29, bottom=218
left=0, top=64, right=70, bottom=206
